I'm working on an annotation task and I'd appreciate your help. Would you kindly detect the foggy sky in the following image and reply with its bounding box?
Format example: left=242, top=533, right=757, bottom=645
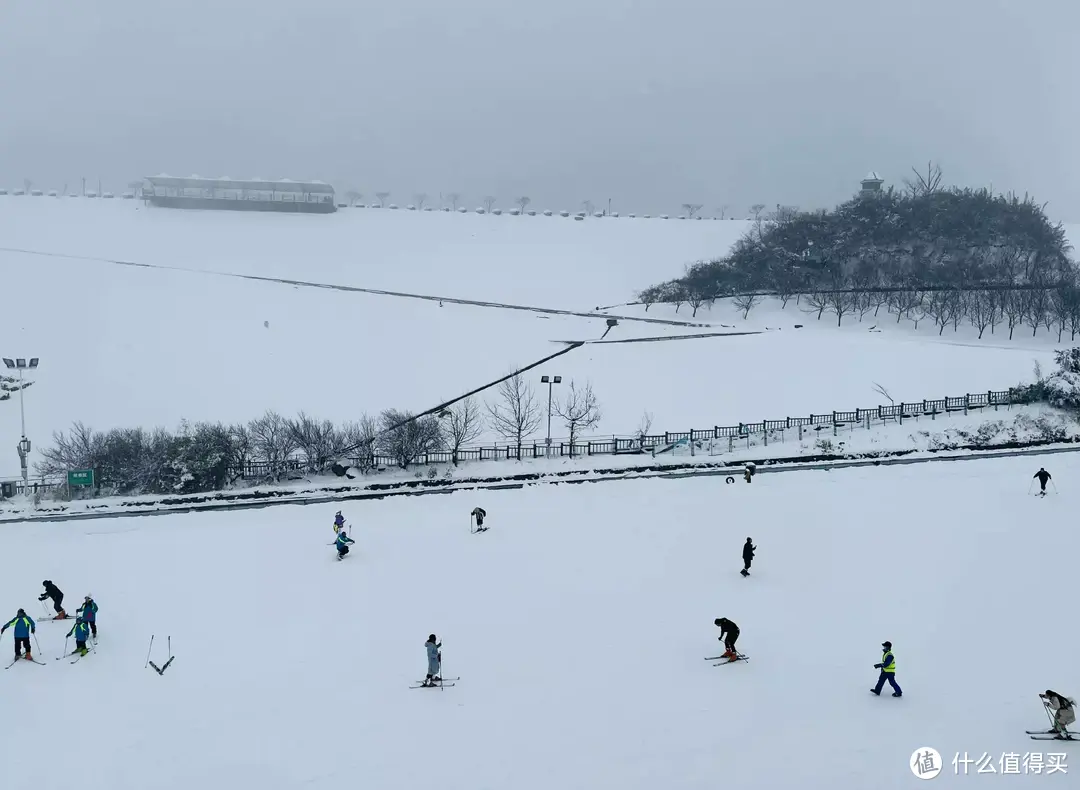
left=1, top=0, right=1077, bottom=221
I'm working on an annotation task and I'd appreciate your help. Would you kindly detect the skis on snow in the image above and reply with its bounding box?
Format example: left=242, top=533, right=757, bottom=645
left=410, top=677, right=459, bottom=689
left=1027, top=729, right=1078, bottom=741
left=706, top=654, right=749, bottom=665
left=5, top=656, right=45, bottom=668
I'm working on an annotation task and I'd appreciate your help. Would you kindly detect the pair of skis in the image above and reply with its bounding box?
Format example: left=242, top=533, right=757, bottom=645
left=5, top=655, right=46, bottom=668
left=410, top=676, right=459, bottom=689
left=1026, top=728, right=1077, bottom=741
left=705, top=654, right=749, bottom=666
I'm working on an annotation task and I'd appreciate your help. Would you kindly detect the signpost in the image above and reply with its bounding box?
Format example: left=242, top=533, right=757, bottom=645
left=67, top=469, right=94, bottom=497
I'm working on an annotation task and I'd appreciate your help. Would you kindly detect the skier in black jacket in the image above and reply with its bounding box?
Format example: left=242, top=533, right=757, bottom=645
left=714, top=618, right=740, bottom=661
left=38, top=580, right=67, bottom=619
left=741, top=538, right=756, bottom=577
left=1034, top=468, right=1052, bottom=494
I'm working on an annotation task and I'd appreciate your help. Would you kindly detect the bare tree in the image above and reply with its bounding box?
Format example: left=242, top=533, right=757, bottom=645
left=375, top=192, right=390, bottom=207
left=904, top=161, right=943, bottom=198
left=553, top=381, right=602, bottom=456
left=445, top=192, right=461, bottom=210
left=35, top=421, right=99, bottom=475
left=733, top=292, right=762, bottom=319
left=749, top=204, right=766, bottom=220
left=377, top=409, right=444, bottom=469
left=442, top=396, right=483, bottom=465
left=1026, top=288, right=1050, bottom=336
left=772, top=205, right=799, bottom=223
left=248, top=410, right=299, bottom=480
left=581, top=199, right=595, bottom=215
left=227, top=422, right=253, bottom=480
left=516, top=196, right=531, bottom=214
left=716, top=205, right=729, bottom=219
left=285, top=411, right=341, bottom=472
left=637, top=410, right=654, bottom=441
left=872, top=382, right=895, bottom=406
left=338, top=415, right=380, bottom=471
left=925, top=289, right=958, bottom=336
left=483, top=196, right=497, bottom=212
left=827, top=290, right=855, bottom=326
left=687, top=285, right=709, bottom=317
left=413, top=193, right=428, bottom=210
left=967, top=291, right=995, bottom=339
left=486, top=374, right=542, bottom=447
left=345, top=190, right=363, bottom=206
left=1001, top=290, right=1024, bottom=339
left=802, top=291, right=830, bottom=321
left=681, top=203, right=703, bottom=219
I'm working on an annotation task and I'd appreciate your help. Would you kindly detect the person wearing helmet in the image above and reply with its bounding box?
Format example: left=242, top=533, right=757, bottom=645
left=1, top=609, right=36, bottom=661
left=335, top=527, right=355, bottom=560
left=333, top=511, right=345, bottom=534
left=872, top=641, right=902, bottom=697
left=38, top=580, right=66, bottom=619
left=77, top=595, right=99, bottom=639
left=66, top=616, right=92, bottom=657
left=741, top=538, right=756, bottom=577
left=1040, top=690, right=1076, bottom=737
left=423, top=634, right=443, bottom=686
left=714, top=618, right=740, bottom=661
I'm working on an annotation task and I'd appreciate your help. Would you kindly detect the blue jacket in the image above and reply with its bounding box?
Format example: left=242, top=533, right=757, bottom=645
left=336, top=532, right=354, bottom=550
left=68, top=621, right=91, bottom=642
left=426, top=640, right=441, bottom=670
left=2, top=615, right=35, bottom=638
left=875, top=650, right=896, bottom=673
left=78, top=600, right=98, bottom=622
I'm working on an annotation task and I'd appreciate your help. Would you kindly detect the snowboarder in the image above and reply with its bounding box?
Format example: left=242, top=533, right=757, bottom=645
left=333, top=511, right=345, bottom=533
left=38, top=580, right=66, bottom=619
left=1034, top=468, right=1052, bottom=494
left=741, top=537, right=756, bottom=577
left=471, top=507, right=487, bottom=532
left=335, top=529, right=355, bottom=560
left=423, top=633, right=443, bottom=686
left=77, top=595, right=98, bottom=638
left=66, top=616, right=91, bottom=657
left=871, top=641, right=902, bottom=697
left=1040, top=690, right=1076, bottom=736
left=1, top=609, right=36, bottom=661
left=714, top=618, right=740, bottom=661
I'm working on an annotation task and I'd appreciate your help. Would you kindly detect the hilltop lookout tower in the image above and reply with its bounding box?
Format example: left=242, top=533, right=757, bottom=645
left=860, top=171, right=884, bottom=196
left=142, top=175, right=336, bottom=214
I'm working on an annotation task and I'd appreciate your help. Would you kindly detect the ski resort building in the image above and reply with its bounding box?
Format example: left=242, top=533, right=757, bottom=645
left=142, top=175, right=336, bottom=214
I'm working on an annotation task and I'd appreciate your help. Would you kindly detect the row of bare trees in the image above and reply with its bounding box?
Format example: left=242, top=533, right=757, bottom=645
left=36, top=377, right=603, bottom=496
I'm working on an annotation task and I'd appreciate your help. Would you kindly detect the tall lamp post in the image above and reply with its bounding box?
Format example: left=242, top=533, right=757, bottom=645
left=3, top=357, right=39, bottom=493
left=540, top=374, right=561, bottom=455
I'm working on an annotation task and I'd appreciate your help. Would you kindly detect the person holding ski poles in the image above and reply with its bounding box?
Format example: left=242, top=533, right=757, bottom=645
left=1, top=609, right=36, bottom=661
left=423, top=634, right=443, bottom=686
left=335, top=528, right=355, bottom=559
left=39, top=580, right=67, bottom=619
left=334, top=511, right=346, bottom=534
left=1034, top=468, right=1052, bottom=494
left=77, top=595, right=98, bottom=639
left=66, top=616, right=92, bottom=657
left=1040, top=690, right=1076, bottom=736
left=714, top=618, right=740, bottom=662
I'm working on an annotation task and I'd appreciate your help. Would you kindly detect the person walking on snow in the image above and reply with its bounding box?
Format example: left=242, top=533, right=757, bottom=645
left=1, top=609, right=36, bottom=661
left=871, top=641, right=902, bottom=697
left=1034, top=468, right=1052, bottom=494
left=66, top=616, right=92, bottom=657
left=1040, top=690, right=1076, bottom=736
left=333, top=511, right=345, bottom=534
left=77, top=595, right=98, bottom=639
left=741, top=538, right=756, bottom=577
left=39, top=580, right=66, bottom=619
left=335, top=528, right=355, bottom=560
left=423, top=634, right=443, bottom=686
left=714, top=618, right=740, bottom=661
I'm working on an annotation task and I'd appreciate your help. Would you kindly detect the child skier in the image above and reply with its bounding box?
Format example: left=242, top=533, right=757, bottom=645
left=741, top=537, right=756, bottom=577
left=66, top=616, right=92, bottom=657
left=38, top=580, right=66, bottom=619
left=714, top=618, right=740, bottom=661
left=77, top=595, right=98, bottom=639
left=1034, top=468, right=1052, bottom=494
left=1, top=609, right=36, bottom=661
left=423, top=634, right=442, bottom=686
left=471, top=507, right=487, bottom=532
left=1040, top=690, right=1076, bottom=736
left=335, top=528, right=355, bottom=560
left=333, top=511, right=345, bottom=534
left=871, top=640, right=902, bottom=697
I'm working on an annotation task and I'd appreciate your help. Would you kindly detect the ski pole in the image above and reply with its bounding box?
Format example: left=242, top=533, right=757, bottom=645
left=1027, top=480, right=1035, bottom=495
left=33, top=633, right=42, bottom=658
left=1051, top=480, right=1059, bottom=494
left=144, top=635, right=154, bottom=668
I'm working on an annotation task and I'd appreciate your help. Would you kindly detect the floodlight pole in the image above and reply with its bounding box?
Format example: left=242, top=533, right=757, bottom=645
left=4, top=357, right=39, bottom=494
left=540, top=375, right=562, bottom=456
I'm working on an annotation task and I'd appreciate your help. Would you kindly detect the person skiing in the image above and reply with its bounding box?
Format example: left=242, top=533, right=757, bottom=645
left=333, top=511, right=345, bottom=534
left=38, top=580, right=66, bottom=619
left=1034, top=468, right=1052, bottom=494
left=471, top=507, right=487, bottom=532
left=335, top=528, right=355, bottom=560
left=741, top=537, right=756, bottom=577
left=1, top=609, right=36, bottom=661
left=77, top=595, right=98, bottom=639
left=871, top=641, right=902, bottom=697
left=423, top=633, right=443, bottom=686
left=744, top=464, right=755, bottom=483
left=66, top=616, right=92, bottom=657
left=714, top=618, right=740, bottom=661
left=1040, top=690, right=1076, bottom=737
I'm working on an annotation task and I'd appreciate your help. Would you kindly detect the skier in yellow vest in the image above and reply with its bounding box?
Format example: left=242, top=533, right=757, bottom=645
left=871, top=641, right=902, bottom=697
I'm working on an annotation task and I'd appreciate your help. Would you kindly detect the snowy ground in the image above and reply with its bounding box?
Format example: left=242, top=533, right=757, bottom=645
left=1, top=454, right=1076, bottom=789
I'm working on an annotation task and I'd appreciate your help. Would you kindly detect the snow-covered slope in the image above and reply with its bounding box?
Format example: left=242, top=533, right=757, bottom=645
left=1, top=454, right=1075, bottom=789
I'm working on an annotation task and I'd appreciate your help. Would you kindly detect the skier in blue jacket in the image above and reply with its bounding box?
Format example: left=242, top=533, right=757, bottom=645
left=423, top=634, right=442, bottom=686
left=77, top=595, right=98, bottom=638
left=335, top=529, right=355, bottom=559
left=1, top=609, right=36, bottom=661
left=66, top=617, right=92, bottom=657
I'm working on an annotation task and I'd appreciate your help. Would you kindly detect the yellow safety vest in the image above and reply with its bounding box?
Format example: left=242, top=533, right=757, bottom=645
left=881, top=651, right=896, bottom=673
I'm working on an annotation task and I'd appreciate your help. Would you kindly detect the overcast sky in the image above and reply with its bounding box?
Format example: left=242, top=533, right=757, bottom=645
left=1, top=0, right=1076, bottom=220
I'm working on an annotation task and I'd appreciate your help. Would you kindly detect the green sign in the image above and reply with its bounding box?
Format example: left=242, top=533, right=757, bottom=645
left=67, top=469, right=95, bottom=487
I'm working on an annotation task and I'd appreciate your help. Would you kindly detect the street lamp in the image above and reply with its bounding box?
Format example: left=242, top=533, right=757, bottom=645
left=3, top=357, right=39, bottom=493
left=540, top=375, right=562, bottom=454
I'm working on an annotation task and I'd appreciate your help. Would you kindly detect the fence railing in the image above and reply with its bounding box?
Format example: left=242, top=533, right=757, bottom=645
left=2, top=388, right=1028, bottom=499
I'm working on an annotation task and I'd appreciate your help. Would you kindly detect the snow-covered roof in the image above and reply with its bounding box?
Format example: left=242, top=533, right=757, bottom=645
left=144, top=175, right=334, bottom=194
left=863, top=171, right=883, bottom=182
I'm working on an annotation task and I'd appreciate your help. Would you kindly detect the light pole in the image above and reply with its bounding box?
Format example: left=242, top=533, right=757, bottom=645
left=3, top=357, right=38, bottom=493
left=540, top=375, right=561, bottom=455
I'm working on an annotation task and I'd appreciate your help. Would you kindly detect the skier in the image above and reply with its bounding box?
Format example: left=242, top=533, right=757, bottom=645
left=714, top=617, right=740, bottom=661
left=1, top=609, right=36, bottom=661
left=1034, top=468, right=1052, bottom=494
left=471, top=507, right=487, bottom=532
left=77, top=595, right=98, bottom=639
left=335, top=528, right=355, bottom=560
left=744, top=464, right=755, bottom=483
left=871, top=640, right=902, bottom=697
left=66, top=616, right=92, bottom=657
left=741, top=537, right=756, bottom=577
left=423, top=633, right=443, bottom=686
left=333, top=511, right=345, bottom=534
left=38, top=580, right=67, bottom=619
left=1040, top=690, right=1076, bottom=736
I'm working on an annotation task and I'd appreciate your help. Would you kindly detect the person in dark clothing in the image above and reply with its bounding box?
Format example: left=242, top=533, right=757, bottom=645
left=714, top=618, right=740, bottom=661
left=1034, top=468, right=1052, bottom=493
left=871, top=641, right=902, bottom=697
left=38, top=580, right=66, bottom=619
left=741, top=538, right=756, bottom=577
left=471, top=507, right=488, bottom=532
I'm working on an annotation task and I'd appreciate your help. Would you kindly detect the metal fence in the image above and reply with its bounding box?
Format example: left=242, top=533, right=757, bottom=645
left=2, top=388, right=1026, bottom=498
